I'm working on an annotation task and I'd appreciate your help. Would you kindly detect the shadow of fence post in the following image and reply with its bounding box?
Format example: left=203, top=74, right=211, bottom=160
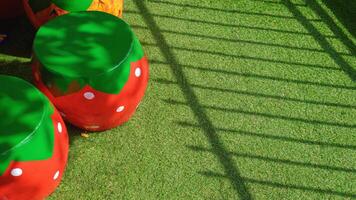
left=283, top=0, right=356, bottom=81
left=132, top=0, right=253, bottom=199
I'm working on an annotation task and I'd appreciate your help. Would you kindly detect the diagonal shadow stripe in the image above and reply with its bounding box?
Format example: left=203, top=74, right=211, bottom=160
left=250, top=0, right=307, bottom=6
left=133, top=0, right=253, bottom=199
left=150, top=60, right=356, bottom=90
left=188, top=145, right=356, bottom=173
left=306, top=0, right=356, bottom=56
left=147, top=0, right=316, bottom=20
left=200, top=171, right=356, bottom=198
left=283, top=0, right=356, bottom=81
left=142, top=42, right=342, bottom=71
left=132, top=25, right=351, bottom=56
left=154, top=78, right=356, bottom=109
left=164, top=99, right=356, bottom=129
left=179, top=122, right=356, bottom=151
left=126, top=10, right=337, bottom=38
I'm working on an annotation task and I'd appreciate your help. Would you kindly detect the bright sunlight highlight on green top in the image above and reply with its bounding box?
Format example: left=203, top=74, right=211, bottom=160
left=51, top=0, right=93, bottom=12
left=34, top=11, right=133, bottom=78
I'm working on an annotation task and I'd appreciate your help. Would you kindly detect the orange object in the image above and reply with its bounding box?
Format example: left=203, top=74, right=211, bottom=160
left=81, top=133, right=90, bottom=138
left=90, top=0, right=124, bottom=17
left=23, top=0, right=124, bottom=28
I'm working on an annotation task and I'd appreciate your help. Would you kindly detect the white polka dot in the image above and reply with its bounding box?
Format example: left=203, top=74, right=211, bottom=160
left=116, top=106, right=125, bottom=113
left=84, top=92, right=95, bottom=100
left=53, top=170, right=60, bottom=180
left=135, top=68, right=142, bottom=77
left=57, top=122, right=62, bottom=133
left=11, top=168, right=22, bottom=177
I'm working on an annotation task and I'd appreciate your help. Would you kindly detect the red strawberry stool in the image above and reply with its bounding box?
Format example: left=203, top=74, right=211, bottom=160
left=23, top=0, right=124, bottom=28
left=0, top=75, right=69, bottom=200
left=32, top=11, right=149, bottom=131
left=0, top=0, right=24, bottom=19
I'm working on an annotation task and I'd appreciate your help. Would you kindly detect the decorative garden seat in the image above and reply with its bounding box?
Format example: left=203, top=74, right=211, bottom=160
left=32, top=11, right=149, bottom=131
left=0, top=75, right=69, bottom=200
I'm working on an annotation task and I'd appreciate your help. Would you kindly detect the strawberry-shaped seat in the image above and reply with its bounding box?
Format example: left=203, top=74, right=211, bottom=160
left=32, top=11, right=149, bottom=131
left=0, top=75, right=69, bottom=200
left=23, top=0, right=124, bottom=28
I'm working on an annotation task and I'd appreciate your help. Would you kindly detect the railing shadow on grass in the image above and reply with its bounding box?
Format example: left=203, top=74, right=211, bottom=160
left=132, top=24, right=351, bottom=56
left=129, top=0, right=356, bottom=82
left=146, top=0, right=316, bottom=20
left=283, top=0, right=356, bottom=81
left=131, top=0, right=355, bottom=198
left=321, top=0, right=356, bottom=39
left=125, top=10, right=337, bottom=38
left=200, top=170, right=356, bottom=198
left=188, top=145, right=356, bottom=173
left=141, top=42, right=343, bottom=72
left=179, top=122, right=356, bottom=151
left=154, top=78, right=356, bottom=109
left=250, top=0, right=307, bottom=6
left=164, top=99, right=356, bottom=129
left=133, top=0, right=253, bottom=199
left=311, top=0, right=356, bottom=55
left=153, top=72, right=356, bottom=149
left=150, top=60, right=356, bottom=91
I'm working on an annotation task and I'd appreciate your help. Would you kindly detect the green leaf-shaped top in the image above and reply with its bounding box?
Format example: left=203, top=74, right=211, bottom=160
left=0, top=75, right=54, bottom=175
left=34, top=11, right=144, bottom=95
left=34, top=11, right=133, bottom=78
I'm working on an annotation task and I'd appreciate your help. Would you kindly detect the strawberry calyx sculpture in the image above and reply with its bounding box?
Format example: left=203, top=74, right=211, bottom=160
left=0, top=75, right=69, bottom=200
left=32, top=11, right=149, bottom=131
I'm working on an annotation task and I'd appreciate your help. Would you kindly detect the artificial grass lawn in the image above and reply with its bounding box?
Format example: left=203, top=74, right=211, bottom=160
left=0, top=0, right=355, bottom=199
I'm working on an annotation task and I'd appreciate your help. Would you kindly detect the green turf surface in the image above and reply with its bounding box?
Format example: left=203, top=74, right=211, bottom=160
left=1, top=0, right=355, bottom=199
